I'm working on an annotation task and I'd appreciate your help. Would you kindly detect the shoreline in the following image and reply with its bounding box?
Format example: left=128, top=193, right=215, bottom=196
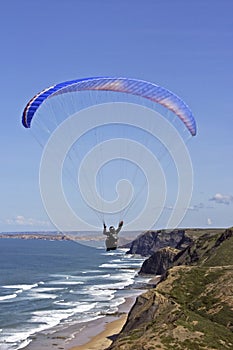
left=69, top=314, right=127, bottom=350
left=67, top=296, right=137, bottom=350
left=23, top=295, right=140, bottom=350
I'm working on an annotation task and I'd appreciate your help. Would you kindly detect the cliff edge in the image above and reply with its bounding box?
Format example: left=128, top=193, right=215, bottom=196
left=108, top=228, right=233, bottom=350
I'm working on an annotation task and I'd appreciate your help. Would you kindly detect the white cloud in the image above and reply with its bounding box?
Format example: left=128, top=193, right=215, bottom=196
left=209, top=193, right=233, bottom=205
left=207, top=218, right=212, bottom=225
left=5, top=215, right=51, bottom=227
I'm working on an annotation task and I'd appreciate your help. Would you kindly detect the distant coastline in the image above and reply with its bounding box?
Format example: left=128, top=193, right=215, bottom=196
left=0, top=228, right=226, bottom=243
left=0, top=230, right=139, bottom=245
left=0, top=232, right=103, bottom=242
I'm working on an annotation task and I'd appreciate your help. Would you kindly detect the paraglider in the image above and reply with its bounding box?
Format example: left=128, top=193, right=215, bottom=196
left=103, top=221, right=124, bottom=251
left=21, top=76, right=196, bottom=239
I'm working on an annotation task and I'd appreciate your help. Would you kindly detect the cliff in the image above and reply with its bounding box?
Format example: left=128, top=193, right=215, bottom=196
left=124, top=229, right=192, bottom=256
left=139, top=246, right=179, bottom=275
left=138, top=228, right=230, bottom=275
left=108, top=228, right=233, bottom=350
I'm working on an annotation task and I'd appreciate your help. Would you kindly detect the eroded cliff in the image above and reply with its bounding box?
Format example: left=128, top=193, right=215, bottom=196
left=109, top=228, right=233, bottom=350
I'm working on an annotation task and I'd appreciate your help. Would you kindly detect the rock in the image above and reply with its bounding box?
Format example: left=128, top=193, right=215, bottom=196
left=108, top=228, right=233, bottom=350
left=173, top=228, right=233, bottom=267
left=139, top=247, right=179, bottom=275
left=125, top=229, right=191, bottom=256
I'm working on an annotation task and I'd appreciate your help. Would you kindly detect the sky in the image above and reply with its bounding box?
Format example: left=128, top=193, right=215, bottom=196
left=0, top=0, right=232, bottom=232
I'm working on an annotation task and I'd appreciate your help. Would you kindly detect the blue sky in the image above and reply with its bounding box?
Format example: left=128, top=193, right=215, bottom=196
left=0, top=0, right=232, bottom=231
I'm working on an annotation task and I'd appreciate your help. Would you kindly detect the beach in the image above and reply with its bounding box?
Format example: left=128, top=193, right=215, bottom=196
left=23, top=296, right=137, bottom=350
left=70, top=315, right=127, bottom=350
left=69, top=277, right=160, bottom=350
left=67, top=296, right=136, bottom=350
left=23, top=314, right=128, bottom=350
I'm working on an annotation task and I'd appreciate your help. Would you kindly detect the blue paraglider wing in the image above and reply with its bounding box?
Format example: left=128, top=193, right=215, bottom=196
left=22, top=77, right=196, bottom=136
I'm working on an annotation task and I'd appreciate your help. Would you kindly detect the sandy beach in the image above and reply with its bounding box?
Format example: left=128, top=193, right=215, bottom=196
left=66, top=296, right=137, bottom=350
left=23, top=295, right=139, bottom=350
left=69, top=280, right=158, bottom=350
left=69, top=314, right=127, bottom=350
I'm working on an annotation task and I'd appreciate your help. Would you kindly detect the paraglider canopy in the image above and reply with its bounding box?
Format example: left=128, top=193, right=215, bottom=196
left=22, top=77, right=196, bottom=136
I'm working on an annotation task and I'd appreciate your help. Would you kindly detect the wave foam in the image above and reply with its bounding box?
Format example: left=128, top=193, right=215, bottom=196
left=0, top=293, right=17, bottom=301
left=3, top=283, right=38, bottom=291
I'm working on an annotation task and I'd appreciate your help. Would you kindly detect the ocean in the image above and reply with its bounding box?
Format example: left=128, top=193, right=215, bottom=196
left=0, top=238, right=148, bottom=350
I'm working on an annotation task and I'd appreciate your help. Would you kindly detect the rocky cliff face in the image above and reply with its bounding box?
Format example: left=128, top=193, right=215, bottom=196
left=139, top=246, right=179, bottom=275
left=173, top=228, right=233, bottom=267
left=125, top=229, right=191, bottom=256
left=108, top=228, right=233, bottom=350
left=138, top=228, right=228, bottom=275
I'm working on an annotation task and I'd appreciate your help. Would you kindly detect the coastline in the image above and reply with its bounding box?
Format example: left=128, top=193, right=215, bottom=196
left=69, top=315, right=127, bottom=350
left=67, top=296, right=136, bottom=350
left=1, top=238, right=150, bottom=350
left=23, top=295, right=140, bottom=350
left=22, top=277, right=155, bottom=350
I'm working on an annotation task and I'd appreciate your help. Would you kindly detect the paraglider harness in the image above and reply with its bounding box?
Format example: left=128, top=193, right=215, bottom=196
left=103, top=221, right=123, bottom=251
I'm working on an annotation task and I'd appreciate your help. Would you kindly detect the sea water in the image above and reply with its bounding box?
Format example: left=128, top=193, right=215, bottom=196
left=0, top=238, right=148, bottom=349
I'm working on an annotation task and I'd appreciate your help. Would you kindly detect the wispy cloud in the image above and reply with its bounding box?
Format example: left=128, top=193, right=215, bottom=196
left=207, top=218, right=212, bottom=225
left=209, top=193, right=233, bottom=205
left=165, top=203, right=206, bottom=211
left=193, top=202, right=205, bottom=210
left=193, top=202, right=214, bottom=210
left=5, top=215, right=51, bottom=227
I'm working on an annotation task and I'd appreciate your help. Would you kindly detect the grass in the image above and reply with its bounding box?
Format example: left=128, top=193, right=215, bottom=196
left=110, top=229, right=233, bottom=350
left=203, top=235, right=233, bottom=266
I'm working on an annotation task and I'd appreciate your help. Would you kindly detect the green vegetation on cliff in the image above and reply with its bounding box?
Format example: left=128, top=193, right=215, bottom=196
left=109, top=229, right=233, bottom=350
